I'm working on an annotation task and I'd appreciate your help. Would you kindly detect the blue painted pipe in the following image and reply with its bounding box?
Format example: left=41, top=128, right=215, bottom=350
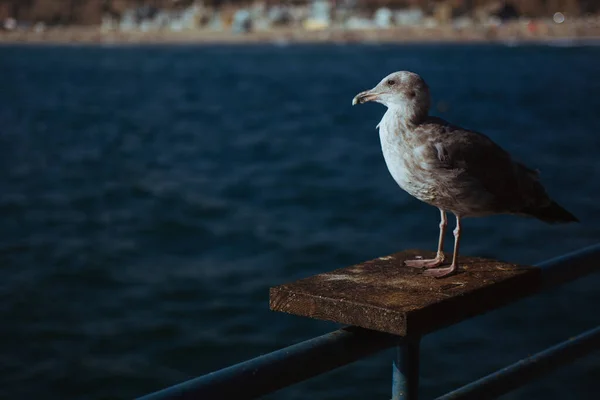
left=538, top=243, right=600, bottom=289
left=436, top=325, right=600, bottom=400
left=136, top=326, right=401, bottom=400
left=392, top=338, right=421, bottom=400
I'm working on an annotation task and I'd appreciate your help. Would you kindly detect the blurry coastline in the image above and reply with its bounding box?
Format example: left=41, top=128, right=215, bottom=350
left=1, top=22, right=600, bottom=46
left=1, top=0, right=600, bottom=45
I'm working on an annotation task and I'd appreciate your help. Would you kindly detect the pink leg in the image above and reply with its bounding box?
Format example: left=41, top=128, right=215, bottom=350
left=404, top=209, right=447, bottom=269
left=424, top=215, right=461, bottom=278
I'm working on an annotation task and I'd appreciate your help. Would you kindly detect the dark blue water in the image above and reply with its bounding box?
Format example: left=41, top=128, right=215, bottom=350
left=1, top=43, right=599, bottom=400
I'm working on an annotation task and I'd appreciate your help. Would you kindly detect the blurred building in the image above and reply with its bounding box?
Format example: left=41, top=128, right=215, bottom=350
left=1, top=0, right=599, bottom=28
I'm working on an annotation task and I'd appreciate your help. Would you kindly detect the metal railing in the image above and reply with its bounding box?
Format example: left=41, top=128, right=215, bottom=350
left=137, top=243, right=600, bottom=400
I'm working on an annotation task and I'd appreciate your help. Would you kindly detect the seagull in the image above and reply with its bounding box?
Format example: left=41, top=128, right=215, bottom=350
left=352, top=71, right=578, bottom=278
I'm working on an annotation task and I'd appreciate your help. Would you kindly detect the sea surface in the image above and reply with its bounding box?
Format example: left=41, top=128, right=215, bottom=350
left=1, top=43, right=599, bottom=400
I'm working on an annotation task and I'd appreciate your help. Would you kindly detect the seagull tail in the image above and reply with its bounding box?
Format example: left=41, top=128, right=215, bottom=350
left=527, top=200, right=579, bottom=224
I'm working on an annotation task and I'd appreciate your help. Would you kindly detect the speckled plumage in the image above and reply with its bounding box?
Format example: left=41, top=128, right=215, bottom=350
left=379, top=111, right=566, bottom=220
left=353, top=71, right=577, bottom=277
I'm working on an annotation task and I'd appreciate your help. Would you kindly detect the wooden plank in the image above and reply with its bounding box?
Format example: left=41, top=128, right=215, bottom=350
left=270, top=250, right=542, bottom=336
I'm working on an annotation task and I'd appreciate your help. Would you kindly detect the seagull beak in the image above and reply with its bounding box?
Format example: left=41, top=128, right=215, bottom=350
left=352, top=89, right=379, bottom=106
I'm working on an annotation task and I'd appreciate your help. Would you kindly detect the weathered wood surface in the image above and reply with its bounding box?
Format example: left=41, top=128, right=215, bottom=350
left=270, top=250, right=541, bottom=336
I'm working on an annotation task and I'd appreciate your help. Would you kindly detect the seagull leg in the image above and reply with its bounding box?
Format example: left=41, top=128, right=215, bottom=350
left=404, top=209, right=447, bottom=268
left=423, top=215, right=461, bottom=278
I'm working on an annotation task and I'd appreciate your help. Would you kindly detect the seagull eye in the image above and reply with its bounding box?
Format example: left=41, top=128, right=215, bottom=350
left=387, top=80, right=396, bottom=86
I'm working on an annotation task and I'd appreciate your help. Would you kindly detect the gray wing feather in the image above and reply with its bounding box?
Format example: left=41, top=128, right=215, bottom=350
left=421, top=118, right=550, bottom=213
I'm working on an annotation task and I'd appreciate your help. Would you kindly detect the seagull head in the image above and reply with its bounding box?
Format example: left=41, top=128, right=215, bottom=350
left=352, top=71, right=430, bottom=119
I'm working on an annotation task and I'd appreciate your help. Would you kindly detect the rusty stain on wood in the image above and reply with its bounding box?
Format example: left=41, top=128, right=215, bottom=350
left=270, top=250, right=542, bottom=336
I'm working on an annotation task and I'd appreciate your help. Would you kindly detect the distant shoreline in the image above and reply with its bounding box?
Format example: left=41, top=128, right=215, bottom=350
left=2, top=24, right=600, bottom=46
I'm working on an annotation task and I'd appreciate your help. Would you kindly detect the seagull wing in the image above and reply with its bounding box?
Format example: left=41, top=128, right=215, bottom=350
left=420, top=117, right=547, bottom=214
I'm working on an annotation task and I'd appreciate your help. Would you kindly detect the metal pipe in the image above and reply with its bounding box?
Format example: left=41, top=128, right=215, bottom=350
left=392, top=337, right=421, bottom=400
left=537, top=243, right=600, bottom=289
left=436, top=325, right=600, bottom=400
left=136, top=326, right=401, bottom=400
